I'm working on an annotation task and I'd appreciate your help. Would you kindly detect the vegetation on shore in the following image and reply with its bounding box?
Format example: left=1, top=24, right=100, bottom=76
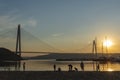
left=0, top=47, right=22, bottom=61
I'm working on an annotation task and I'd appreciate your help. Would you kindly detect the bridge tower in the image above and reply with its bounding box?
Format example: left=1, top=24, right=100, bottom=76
left=92, top=38, right=99, bottom=71
left=16, top=24, right=21, bottom=56
left=92, top=39, right=97, bottom=57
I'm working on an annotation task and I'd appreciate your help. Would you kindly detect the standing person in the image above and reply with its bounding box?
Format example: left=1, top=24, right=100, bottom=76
left=97, top=63, right=100, bottom=71
left=80, top=61, right=84, bottom=71
left=68, top=64, right=73, bottom=71
left=68, top=64, right=71, bottom=71
left=70, top=64, right=73, bottom=71
left=23, top=62, right=26, bottom=71
left=53, top=64, right=56, bottom=71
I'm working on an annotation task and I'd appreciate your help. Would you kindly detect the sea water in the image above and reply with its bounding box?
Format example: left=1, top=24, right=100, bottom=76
left=0, top=59, right=120, bottom=71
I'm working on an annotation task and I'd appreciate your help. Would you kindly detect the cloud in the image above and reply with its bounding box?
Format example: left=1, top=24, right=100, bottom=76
left=0, top=14, right=38, bottom=30
left=21, top=18, right=38, bottom=28
left=27, top=19, right=37, bottom=27
left=52, top=33, right=64, bottom=37
left=0, top=16, right=17, bottom=30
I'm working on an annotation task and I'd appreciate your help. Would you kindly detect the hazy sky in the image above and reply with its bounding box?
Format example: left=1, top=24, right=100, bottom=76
left=1, top=0, right=120, bottom=53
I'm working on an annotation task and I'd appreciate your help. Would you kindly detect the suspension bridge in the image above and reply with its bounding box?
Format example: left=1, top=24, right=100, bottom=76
left=0, top=24, right=120, bottom=64
left=0, top=24, right=63, bottom=55
left=0, top=24, right=112, bottom=58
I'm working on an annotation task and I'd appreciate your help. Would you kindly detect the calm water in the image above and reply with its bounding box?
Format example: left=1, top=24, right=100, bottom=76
left=0, top=60, right=120, bottom=71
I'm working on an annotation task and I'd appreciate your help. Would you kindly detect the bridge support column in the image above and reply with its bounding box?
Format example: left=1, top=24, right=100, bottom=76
left=92, top=39, right=97, bottom=57
left=92, top=38, right=98, bottom=71
left=16, top=24, right=21, bottom=56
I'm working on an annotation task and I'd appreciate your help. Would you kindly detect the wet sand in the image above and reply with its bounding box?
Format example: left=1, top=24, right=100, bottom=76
left=0, top=71, right=120, bottom=80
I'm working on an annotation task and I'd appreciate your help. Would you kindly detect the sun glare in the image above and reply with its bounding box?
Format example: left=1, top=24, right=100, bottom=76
left=103, top=40, right=113, bottom=47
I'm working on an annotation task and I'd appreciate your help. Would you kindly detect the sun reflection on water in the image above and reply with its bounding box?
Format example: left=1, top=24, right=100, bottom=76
left=107, top=68, right=113, bottom=72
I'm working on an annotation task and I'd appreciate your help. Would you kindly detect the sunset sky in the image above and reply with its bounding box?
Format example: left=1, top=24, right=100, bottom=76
left=0, top=0, right=120, bottom=53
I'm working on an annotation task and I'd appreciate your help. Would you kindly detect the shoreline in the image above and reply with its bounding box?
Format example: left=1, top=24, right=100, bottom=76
left=0, top=71, right=120, bottom=80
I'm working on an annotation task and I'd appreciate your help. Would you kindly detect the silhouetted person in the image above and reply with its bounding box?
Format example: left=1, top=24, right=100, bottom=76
left=58, top=67, right=61, bottom=72
left=53, top=64, right=56, bottom=71
left=68, top=64, right=73, bottom=71
left=97, top=64, right=100, bottom=71
left=80, top=61, right=84, bottom=71
left=23, top=62, right=26, bottom=71
left=74, top=67, right=78, bottom=71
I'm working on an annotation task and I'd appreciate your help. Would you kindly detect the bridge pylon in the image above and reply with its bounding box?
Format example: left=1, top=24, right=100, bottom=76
left=16, top=24, right=21, bottom=56
left=92, top=38, right=97, bottom=57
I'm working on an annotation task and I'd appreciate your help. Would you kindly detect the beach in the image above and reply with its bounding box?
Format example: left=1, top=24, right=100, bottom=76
left=0, top=71, right=120, bottom=80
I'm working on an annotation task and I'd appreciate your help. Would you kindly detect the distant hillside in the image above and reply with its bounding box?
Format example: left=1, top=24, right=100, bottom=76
left=30, top=53, right=120, bottom=60
left=0, top=47, right=22, bottom=61
left=30, top=53, right=98, bottom=59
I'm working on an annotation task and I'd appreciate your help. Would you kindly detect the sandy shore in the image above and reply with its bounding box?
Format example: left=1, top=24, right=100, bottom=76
left=0, top=71, right=120, bottom=80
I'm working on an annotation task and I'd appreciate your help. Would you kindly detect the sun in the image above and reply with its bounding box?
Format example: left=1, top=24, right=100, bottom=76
left=103, top=39, right=113, bottom=47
